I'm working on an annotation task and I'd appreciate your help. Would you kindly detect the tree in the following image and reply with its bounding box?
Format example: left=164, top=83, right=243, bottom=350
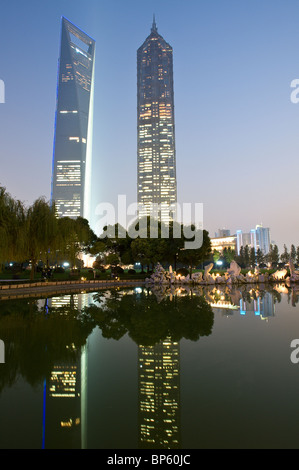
left=178, top=228, right=211, bottom=277
left=249, top=247, right=256, bottom=267
left=25, top=197, right=58, bottom=280
left=290, top=244, right=296, bottom=263
left=222, top=247, right=235, bottom=265
left=296, top=246, right=299, bottom=266
left=0, top=187, right=26, bottom=270
left=213, top=250, right=221, bottom=264
left=237, top=246, right=245, bottom=268
left=256, top=248, right=264, bottom=266
left=266, top=244, right=279, bottom=267
left=242, top=245, right=250, bottom=268
left=56, top=216, right=97, bottom=268
left=160, top=221, right=185, bottom=271
left=281, top=244, right=289, bottom=264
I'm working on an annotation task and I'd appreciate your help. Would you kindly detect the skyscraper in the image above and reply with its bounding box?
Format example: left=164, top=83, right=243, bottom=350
left=51, top=17, right=95, bottom=221
left=236, top=225, right=271, bottom=255
left=137, top=17, right=177, bottom=223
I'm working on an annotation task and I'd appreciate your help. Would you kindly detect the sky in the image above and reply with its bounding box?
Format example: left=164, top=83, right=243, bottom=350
left=0, top=0, right=299, bottom=250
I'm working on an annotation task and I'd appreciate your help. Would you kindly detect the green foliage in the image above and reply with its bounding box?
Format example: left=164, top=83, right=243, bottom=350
left=178, top=228, right=211, bottom=276
left=95, top=217, right=211, bottom=276
left=0, top=186, right=97, bottom=279
left=266, top=244, right=279, bottom=266
left=280, top=244, right=289, bottom=264
left=222, top=247, right=235, bottom=265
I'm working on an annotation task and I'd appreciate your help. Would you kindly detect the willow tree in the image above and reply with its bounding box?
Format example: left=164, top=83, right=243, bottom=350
left=24, top=197, right=58, bottom=280
left=0, top=187, right=26, bottom=270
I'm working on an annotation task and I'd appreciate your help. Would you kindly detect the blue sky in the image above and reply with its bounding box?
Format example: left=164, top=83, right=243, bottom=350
left=1, top=0, right=299, bottom=250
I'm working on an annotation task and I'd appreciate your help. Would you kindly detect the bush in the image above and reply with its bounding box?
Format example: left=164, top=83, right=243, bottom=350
left=111, top=266, right=124, bottom=274
left=128, top=269, right=136, bottom=275
left=54, top=267, right=65, bottom=273
left=176, top=268, right=189, bottom=277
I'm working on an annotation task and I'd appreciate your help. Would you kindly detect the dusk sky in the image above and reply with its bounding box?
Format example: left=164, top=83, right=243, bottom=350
left=1, top=0, right=299, bottom=250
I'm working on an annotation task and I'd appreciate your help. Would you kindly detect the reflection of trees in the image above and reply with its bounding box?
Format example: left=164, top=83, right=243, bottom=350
left=86, top=289, right=214, bottom=346
left=0, top=289, right=214, bottom=393
left=0, top=298, right=94, bottom=394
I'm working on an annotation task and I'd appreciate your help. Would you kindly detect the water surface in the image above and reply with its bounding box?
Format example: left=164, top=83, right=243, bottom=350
left=0, top=283, right=299, bottom=449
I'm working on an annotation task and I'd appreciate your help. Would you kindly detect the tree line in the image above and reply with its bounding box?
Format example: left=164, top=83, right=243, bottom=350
left=212, top=243, right=299, bottom=269
left=91, top=218, right=212, bottom=277
left=0, top=186, right=213, bottom=279
left=0, top=187, right=97, bottom=279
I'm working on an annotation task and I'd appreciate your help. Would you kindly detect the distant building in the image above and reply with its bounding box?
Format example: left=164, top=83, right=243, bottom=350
left=137, top=17, right=177, bottom=223
left=236, top=231, right=252, bottom=254
left=254, top=225, right=271, bottom=255
left=211, top=235, right=237, bottom=253
left=236, top=225, right=271, bottom=255
left=51, top=17, right=96, bottom=220
left=217, top=228, right=231, bottom=238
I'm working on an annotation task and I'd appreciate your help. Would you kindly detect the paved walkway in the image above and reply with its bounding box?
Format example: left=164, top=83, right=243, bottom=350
left=0, top=279, right=145, bottom=300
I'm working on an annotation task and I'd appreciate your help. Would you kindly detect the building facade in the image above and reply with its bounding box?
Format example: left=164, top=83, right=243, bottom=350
left=137, top=18, right=177, bottom=223
left=51, top=17, right=95, bottom=220
left=211, top=235, right=237, bottom=253
left=254, top=225, right=271, bottom=255
left=236, top=225, right=271, bottom=255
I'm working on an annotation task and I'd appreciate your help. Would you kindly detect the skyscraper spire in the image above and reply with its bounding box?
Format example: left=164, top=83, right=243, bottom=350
left=151, top=14, right=157, bottom=33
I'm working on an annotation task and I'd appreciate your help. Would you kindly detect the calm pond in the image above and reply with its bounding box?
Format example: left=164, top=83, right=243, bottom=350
left=0, top=283, right=299, bottom=449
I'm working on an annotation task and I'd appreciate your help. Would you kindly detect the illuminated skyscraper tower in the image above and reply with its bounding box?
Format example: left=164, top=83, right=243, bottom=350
left=137, top=17, right=177, bottom=223
left=51, top=17, right=95, bottom=220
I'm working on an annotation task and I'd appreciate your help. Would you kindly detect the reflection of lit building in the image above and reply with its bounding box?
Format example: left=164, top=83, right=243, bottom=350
left=44, top=351, right=86, bottom=449
left=48, top=293, right=92, bottom=311
left=43, top=293, right=92, bottom=449
left=211, top=235, right=237, bottom=253
left=137, top=18, right=177, bottom=223
left=240, top=292, right=275, bottom=319
left=51, top=17, right=95, bottom=220
left=138, top=338, right=180, bottom=449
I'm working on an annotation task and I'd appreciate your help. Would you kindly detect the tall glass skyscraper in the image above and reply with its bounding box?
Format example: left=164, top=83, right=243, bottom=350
left=51, top=17, right=95, bottom=220
left=137, top=18, right=177, bottom=223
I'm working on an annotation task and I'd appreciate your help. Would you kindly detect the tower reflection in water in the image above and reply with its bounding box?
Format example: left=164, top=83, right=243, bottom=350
left=41, top=286, right=275, bottom=449
left=138, top=338, right=180, bottom=449
left=43, top=293, right=91, bottom=449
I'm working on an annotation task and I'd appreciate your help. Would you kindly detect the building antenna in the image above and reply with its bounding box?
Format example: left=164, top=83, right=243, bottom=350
left=151, top=14, right=157, bottom=33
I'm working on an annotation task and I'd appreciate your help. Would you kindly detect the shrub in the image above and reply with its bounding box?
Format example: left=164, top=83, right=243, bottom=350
left=54, top=267, right=65, bottom=273
left=111, top=266, right=124, bottom=274
left=176, top=268, right=189, bottom=277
